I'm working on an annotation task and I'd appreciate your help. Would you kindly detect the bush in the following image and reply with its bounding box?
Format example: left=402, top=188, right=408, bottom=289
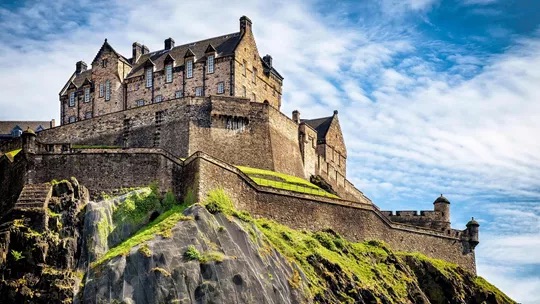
left=204, top=189, right=233, bottom=214
left=184, top=245, right=201, bottom=261
left=162, top=191, right=178, bottom=210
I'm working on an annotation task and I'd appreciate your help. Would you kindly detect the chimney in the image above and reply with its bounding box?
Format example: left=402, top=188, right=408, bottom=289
left=75, top=61, right=87, bottom=74
left=142, top=45, right=150, bottom=54
left=132, top=42, right=143, bottom=63
left=263, top=55, right=272, bottom=68
left=240, top=16, right=252, bottom=34
left=50, top=119, right=55, bottom=128
left=292, top=110, right=300, bottom=124
left=164, top=37, right=175, bottom=50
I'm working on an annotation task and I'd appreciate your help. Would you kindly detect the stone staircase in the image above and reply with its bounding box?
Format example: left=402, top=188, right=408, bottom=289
left=13, top=183, right=52, bottom=211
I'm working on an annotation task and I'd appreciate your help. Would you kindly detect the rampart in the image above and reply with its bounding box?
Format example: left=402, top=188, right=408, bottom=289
left=1, top=145, right=477, bottom=273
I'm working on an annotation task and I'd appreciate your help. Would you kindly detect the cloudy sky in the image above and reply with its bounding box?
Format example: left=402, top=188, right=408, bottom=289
left=1, top=0, right=539, bottom=302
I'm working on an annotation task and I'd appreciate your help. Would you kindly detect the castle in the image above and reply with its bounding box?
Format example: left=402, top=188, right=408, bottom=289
left=0, top=16, right=480, bottom=273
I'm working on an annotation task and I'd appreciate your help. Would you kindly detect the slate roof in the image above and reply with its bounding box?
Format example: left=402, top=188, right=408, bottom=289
left=126, top=32, right=242, bottom=79
left=301, top=116, right=333, bottom=141
left=0, top=121, right=53, bottom=135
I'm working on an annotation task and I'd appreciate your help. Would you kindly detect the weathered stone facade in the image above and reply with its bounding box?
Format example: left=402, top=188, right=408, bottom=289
left=59, top=16, right=282, bottom=125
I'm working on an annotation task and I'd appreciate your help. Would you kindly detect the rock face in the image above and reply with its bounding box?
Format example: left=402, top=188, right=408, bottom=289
left=0, top=185, right=515, bottom=304
left=0, top=178, right=88, bottom=303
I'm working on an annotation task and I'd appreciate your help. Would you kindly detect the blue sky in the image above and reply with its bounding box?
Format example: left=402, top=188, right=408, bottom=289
left=0, top=0, right=539, bottom=302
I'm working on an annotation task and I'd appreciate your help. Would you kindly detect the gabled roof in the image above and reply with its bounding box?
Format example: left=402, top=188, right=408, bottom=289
left=205, top=44, right=217, bottom=53
left=0, top=121, right=53, bottom=135
left=59, top=69, right=92, bottom=96
left=126, top=32, right=242, bottom=79
left=301, top=116, right=333, bottom=142
left=92, top=39, right=129, bottom=65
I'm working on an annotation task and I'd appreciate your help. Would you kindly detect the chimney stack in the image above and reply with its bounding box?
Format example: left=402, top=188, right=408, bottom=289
left=132, top=42, right=143, bottom=63
left=164, top=37, right=175, bottom=50
left=75, top=61, right=87, bottom=74
left=292, top=110, right=300, bottom=124
left=142, top=45, right=150, bottom=54
left=240, top=16, right=252, bottom=34
left=263, top=55, right=272, bottom=68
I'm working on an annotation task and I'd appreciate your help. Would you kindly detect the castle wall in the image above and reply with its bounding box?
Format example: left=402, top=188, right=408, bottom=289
left=191, top=153, right=476, bottom=273
left=28, top=149, right=180, bottom=197
left=188, top=97, right=275, bottom=170
left=0, top=154, right=27, bottom=216
left=381, top=210, right=449, bottom=230
left=299, top=123, right=318, bottom=178
left=268, top=108, right=307, bottom=178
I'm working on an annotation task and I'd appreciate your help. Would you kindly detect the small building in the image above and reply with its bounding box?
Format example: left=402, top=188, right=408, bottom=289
left=0, top=120, right=55, bottom=143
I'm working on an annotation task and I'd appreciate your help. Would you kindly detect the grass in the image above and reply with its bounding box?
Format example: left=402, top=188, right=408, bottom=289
left=253, top=216, right=414, bottom=301
left=236, top=165, right=339, bottom=198
left=4, top=149, right=21, bottom=162
left=92, top=204, right=192, bottom=268
left=11, top=250, right=24, bottom=261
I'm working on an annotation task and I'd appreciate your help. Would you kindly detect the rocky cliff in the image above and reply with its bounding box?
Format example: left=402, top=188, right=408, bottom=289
left=0, top=181, right=515, bottom=303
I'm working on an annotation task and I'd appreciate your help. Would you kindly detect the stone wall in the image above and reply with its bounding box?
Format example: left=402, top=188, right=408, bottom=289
left=190, top=152, right=477, bottom=273
left=268, top=108, right=306, bottom=178
left=0, top=154, right=27, bottom=216
left=28, top=149, right=180, bottom=197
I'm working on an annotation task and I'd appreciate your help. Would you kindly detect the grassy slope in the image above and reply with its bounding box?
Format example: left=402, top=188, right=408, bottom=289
left=236, top=165, right=339, bottom=198
left=92, top=188, right=515, bottom=303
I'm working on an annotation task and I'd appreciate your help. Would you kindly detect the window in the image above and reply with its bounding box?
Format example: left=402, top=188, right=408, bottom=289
left=84, top=87, right=90, bottom=103
left=105, top=80, right=111, bottom=101
left=69, top=92, right=76, bottom=107
left=252, top=93, right=256, bottom=102
left=99, top=83, right=104, bottom=97
left=252, top=67, right=257, bottom=83
left=186, top=60, right=193, bottom=78
left=101, top=59, right=108, bottom=68
left=243, top=60, right=247, bottom=76
left=165, top=63, right=173, bottom=83
left=68, top=116, right=76, bottom=123
left=155, top=95, right=163, bottom=103
left=217, top=82, right=224, bottom=94
left=243, top=86, right=246, bottom=97
left=145, top=67, right=153, bottom=87
left=155, top=111, right=165, bottom=124
left=136, top=99, right=145, bottom=107
left=195, top=86, right=203, bottom=96
left=225, top=116, right=248, bottom=131
left=85, top=111, right=92, bottom=119
left=175, top=90, right=183, bottom=98
left=207, top=55, right=214, bottom=74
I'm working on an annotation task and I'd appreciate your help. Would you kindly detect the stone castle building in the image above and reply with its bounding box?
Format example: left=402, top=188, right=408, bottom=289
left=59, top=16, right=282, bottom=124
left=0, top=16, right=480, bottom=273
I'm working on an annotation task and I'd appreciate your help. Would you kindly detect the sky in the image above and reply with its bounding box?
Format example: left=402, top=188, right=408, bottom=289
left=0, top=0, right=539, bottom=302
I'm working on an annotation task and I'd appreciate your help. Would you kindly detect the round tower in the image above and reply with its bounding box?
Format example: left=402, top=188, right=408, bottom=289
left=433, top=194, right=451, bottom=226
left=466, top=217, right=480, bottom=249
left=21, top=127, right=37, bottom=154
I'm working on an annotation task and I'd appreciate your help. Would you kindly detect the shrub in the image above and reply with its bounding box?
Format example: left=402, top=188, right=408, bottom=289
left=184, top=245, right=201, bottom=261
left=11, top=250, right=24, bottom=261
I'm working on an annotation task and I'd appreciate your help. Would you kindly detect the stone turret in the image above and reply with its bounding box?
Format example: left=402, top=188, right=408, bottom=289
left=21, top=128, right=36, bottom=154
left=466, top=217, right=479, bottom=250
left=433, top=194, right=450, bottom=227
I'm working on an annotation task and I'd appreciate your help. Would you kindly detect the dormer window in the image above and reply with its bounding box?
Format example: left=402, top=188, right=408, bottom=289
left=146, top=67, right=153, bottom=87
left=207, top=55, right=214, bottom=74
left=165, top=63, right=173, bottom=83
left=69, top=92, right=76, bottom=107
left=84, top=87, right=90, bottom=103
left=186, top=60, right=193, bottom=78
left=105, top=80, right=111, bottom=101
